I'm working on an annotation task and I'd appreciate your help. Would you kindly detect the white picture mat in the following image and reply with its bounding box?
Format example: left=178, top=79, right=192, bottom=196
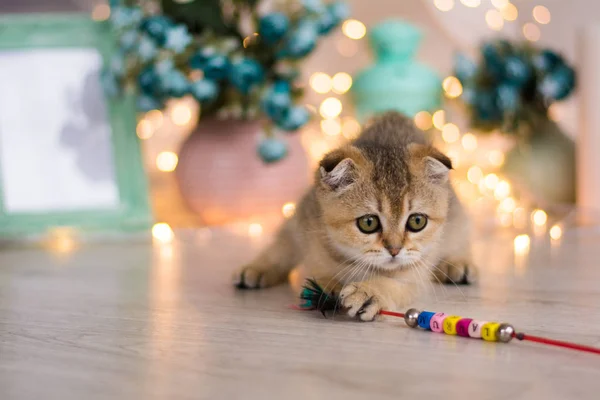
left=0, top=48, right=119, bottom=213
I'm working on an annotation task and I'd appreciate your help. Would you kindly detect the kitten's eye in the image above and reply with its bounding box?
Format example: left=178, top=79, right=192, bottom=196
left=357, top=215, right=381, bottom=234
left=406, top=214, right=428, bottom=232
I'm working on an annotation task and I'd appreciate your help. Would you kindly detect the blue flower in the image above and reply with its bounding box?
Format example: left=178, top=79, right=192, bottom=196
left=280, top=21, right=318, bottom=59
left=141, top=15, right=174, bottom=45
left=276, top=106, right=310, bottom=131
left=316, top=10, right=337, bottom=34
left=190, top=79, right=219, bottom=102
left=190, top=48, right=215, bottom=69
left=302, top=0, right=326, bottom=13
left=138, top=35, right=158, bottom=62
left=453, top=53, right=477, bottom=83
left=160, top=70, right=189, bottom=98
left=155, top=58, right=175, bottom=75
left=496, top=84, right=521, bottom=112
left=202, top=54, right=230, bottom=80
left=228, top=58, right=264, bottom=93
left=475, top=90, right=502, bottom=122
left=136, top=95, right=163, bottom=112
left=504, top=55, right=532, bottom=86
left=100, top=69, right=120, bottom=97
left=328, top=2, right=350, bottom=22
left=259, top=13, right=290, bottom=44
left=538, top=66, right=576, bottom=101
left=138, top=66, right=161, bottom=95
left=110, top=6, right=143, bottom=30
left=261, top=83, right=292, bottom=120
left=258, top=138, right=288, bottom=163
left=481, top=42, right=504, bottom=79
left=119, top=29, right=139, bottom=52
left=109, top=52, right=126, bottom=76
left=533, top=50, right=563, bottom=74
left=164, top=25, right=192, bottom=54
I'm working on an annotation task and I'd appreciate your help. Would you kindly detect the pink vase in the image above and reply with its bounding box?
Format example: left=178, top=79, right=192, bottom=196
left=175, top=118, right=311, bottom=226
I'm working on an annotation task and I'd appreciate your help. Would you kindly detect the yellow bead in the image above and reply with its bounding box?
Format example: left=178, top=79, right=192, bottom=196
left=481, top=322, right=501, bottom=342
left=443, top=315, right=462, bottom=335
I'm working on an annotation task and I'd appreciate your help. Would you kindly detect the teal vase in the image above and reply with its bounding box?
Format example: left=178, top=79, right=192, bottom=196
left=350, top=20, right=442, bottom=122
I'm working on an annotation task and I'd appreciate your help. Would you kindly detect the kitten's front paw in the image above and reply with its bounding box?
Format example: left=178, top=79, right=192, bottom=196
left=340, top=283, right=390, bottom=322
left=433, top=260, right=478, bottom=285
left=232, top=265, right=284, bottom=289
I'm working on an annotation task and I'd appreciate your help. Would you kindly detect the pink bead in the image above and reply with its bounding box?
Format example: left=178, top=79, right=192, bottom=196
left=430, top=312, right=447, bottom=333
left=468, top=320, right=488, bottom=338
left=456, top=318, right=473, bottom=337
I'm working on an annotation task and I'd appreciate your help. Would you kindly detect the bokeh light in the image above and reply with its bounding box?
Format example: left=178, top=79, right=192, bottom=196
left=501, top=3, right=518, bottom=21
left=310, top=72, right=332, bottom=94
left=432, top=110, right=446, bottom=130
left=532, top=209, right=548, bottom=226
left=342, top=19, right=367, bottom=40
left=414, top=111, right=433, bottom=131
left=248, top=223, right=263, bottom=237
left=321, top=118, right=342, bottom=136
left=156, top=151, right=179, bottom=172
left=434, top=0, right=455, bottom=12
left=523, top=23, right=541, bottom=42
left=171, top=103, right=192, bottom=126
left=533, top=5, right=551, bottom=25
left=488, top=150, right=505, bottom=167
left=460, top=0, right=481, bottom=7
left=441, top=123, right=460, bottom=143
left=467, top=166, right=483, bottom=184
left=486, top=9, right=504, bottom=31
left=443, top=76, right=463, bottom=98
left=136, top=119, right=154, bottom=140
left=342, top=117, right=361, bottom=140
left=282, top=202, right=296, bottom=219
left=550, top=225, right=562, bottom=240
left=320, top=97, right=343, bottom=118
left=332, top=72, right=353, bottom=94
left=461, top=133, right=477, bottom=151
left=152, top=223, right=174, bottom=244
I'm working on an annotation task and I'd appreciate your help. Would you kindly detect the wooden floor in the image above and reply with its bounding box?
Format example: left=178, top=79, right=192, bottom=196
left=1, top=226, right=600, bottom=400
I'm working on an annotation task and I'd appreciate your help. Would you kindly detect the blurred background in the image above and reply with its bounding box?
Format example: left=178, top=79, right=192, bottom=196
left=1, top=0, right=599, bottom=253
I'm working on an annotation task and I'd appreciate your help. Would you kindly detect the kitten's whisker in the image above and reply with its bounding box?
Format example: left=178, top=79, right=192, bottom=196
left=421, top=259, right=467, bottom=301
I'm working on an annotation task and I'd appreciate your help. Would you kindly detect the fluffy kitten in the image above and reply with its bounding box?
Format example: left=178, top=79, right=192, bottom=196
left=233, top=111, right=475, bottom=320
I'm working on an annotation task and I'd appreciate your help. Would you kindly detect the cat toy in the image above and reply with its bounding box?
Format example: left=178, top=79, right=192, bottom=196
left=297, top=278, right=600, bottom=355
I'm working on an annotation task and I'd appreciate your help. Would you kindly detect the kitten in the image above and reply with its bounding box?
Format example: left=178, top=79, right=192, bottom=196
left=233, top=111, right=476, bottom=321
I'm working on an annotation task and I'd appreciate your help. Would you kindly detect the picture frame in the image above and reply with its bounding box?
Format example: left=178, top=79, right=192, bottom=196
left=0, top=13, right=152, bottom=239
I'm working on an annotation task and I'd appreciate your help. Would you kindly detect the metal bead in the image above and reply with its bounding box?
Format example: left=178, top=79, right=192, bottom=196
left=404, top=308, right=421, bottom=328
left=497, top=323, right=515, bottom=343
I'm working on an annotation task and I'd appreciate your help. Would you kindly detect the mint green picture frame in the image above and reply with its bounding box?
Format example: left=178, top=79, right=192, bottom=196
left=0, top=13, right=152, bottom=239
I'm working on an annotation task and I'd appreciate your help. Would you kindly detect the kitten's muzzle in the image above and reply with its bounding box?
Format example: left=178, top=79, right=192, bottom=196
left=385, top=246, right=401, bottom=257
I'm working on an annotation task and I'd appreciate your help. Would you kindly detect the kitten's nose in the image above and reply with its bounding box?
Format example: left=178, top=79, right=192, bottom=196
left=386, top=247, right=401, bottom=257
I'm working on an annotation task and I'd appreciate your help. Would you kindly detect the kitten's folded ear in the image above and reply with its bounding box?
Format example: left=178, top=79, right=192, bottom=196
left=409, top=144, right=453, bottom=184
left=318, top=147, right=363, bottom=191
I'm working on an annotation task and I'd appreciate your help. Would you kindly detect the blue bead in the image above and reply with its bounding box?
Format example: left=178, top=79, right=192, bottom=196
left=203, top=54, right=230, bottom=80
left=100, top=69, right=120, bottom=98
left=276, top=106, right=310, bottom=131
left=119, top=29, right=139, bottom=52
left=538, top=66, right=575, bottom=101
left=453, top=53, right=477, bottom=83
left=302, top=0, right=326, bottom=13
left=533, top=50, right=563, bottom=73
left=258, top=138, right=288, bottom=163
left=164, top=24, right=192, bottom=54
left=162, top=71, right=189, bottom=98
left=136, top=95, right=163, bottom=112
left=262, top=83, right=292, bottom=120
left=138, top=67, right=160, bottom=95
left=417, top=311, right=436, bottom=330
left=259, top=13, right=290, bottom=44
left=190, top=48, right=214, bottom=70
left=504, top=56, right=532, bottom=86
left=280, top=21, right=318, bottom=59
left=328, top=1, right=350, bottom=21
left=496, top=83, right=521, bottom=112
left=137, top=35, right=158, bottom=62
left=228, top=58, right=264, bottom=93
left=140, top=15, right=173, bottom=45
left=110, top=6, right=143, bottom=30
left=190, top=79, right=219, bottom=102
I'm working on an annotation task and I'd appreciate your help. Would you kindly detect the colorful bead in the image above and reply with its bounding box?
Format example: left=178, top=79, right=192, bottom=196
left=456, top=318, right=473, bottom=337
left=417, top=311, right=435, bottom=330
left=430, top=312, right=447, bottom=333
left=481, top=322, right=501, bottom=342
left=467, top=320, right=488, bottom=339
left=443, top=316, right=462, bottom=335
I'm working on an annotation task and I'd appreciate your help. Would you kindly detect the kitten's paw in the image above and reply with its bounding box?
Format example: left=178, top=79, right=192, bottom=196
left=433, top=260, right=477, bottom=285
left=340, top=283, right=390, bottom=321
left=232, top=265, right=284, bottom=289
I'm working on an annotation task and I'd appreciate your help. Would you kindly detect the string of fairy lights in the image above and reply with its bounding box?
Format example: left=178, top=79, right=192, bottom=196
left=78, top=1, right=563, bottom=263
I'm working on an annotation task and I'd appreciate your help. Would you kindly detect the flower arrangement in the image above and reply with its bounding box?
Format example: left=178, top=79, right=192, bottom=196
left=103, top=0, right=349, bottom=163
left=453, top=39, right=576, bottom=134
